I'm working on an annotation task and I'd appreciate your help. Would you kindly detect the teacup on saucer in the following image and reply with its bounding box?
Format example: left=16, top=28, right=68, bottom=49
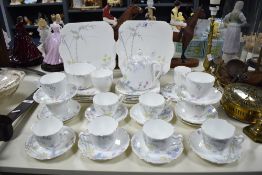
left=33, top=83, right=77, bottom=104
left=25, top=126, right=76, bottom=160
left=78, top=128, right=130, bottom=160
left=175, top=101, right=218, bottom=125
left=85, top=103, right=128, bottom=122
left=130, top=103, right=173, bottom=125
left=38, top=100, right=81, bottom=122
left=131, top=130, right=183, bottom=164
left=189, top=129, right=243, bottom=164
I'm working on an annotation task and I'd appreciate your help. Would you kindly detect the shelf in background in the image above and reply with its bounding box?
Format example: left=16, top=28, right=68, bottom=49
left=134, top=3, right=193, bottom=7
left=7, top=2, right=63, bottom=8
left=68, top=7, right=127, bottom=13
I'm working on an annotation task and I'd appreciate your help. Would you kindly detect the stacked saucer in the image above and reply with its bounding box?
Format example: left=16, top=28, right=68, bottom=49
left=25, top=117, right=76, bottom=160
left=115, top=79, right=160, bottom=104
left=175, top=72, right=221, bottom=125
left=131, top=119, right=183, bottom=164
left=130, top=93, right=173, bottom=125
left=85, top=92, right=128, bottom=122
left=33, top=72, right=80, bottom=122
left=189, top=119, right=244, bottom=164
left=66, top=63, right=113, bottom=103
left=78, top=116, right=130, bottom=160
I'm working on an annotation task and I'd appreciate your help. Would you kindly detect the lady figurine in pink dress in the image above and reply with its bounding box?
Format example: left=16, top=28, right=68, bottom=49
left=41, top=23, right=64, bottom=72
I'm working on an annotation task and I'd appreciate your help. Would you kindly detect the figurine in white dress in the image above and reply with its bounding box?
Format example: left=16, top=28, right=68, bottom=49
left=222, top=1, right=247, bottom=63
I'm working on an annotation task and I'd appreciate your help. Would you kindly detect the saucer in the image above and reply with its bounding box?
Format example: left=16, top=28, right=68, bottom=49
left=115, top=79, right=160, bottom=96
left=33, top=84, right=78, bottom=104
left=38, top=100, right=81, bottom=122
left=85, top=104, right=128, bottom=122
left=77, top=87, right=101, bottom=96
left=78, top=128, right=130, bottom=160
left=189, top=129, right=242, bottom=164
left=160, top=83, right=182, bottom=102
left=175, top=101, right=218, bottom=125
left=131, top=131, right=184, bottom=164
left=25, top=126, right=76, bottom=160
left=183, top=87, right=223, bottom=105
left=130, top=103, right=173, bottom=125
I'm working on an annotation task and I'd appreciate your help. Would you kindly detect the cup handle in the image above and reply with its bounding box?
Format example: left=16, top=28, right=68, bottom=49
left=152, top=63, right=162, bottom=83
left=232, top=135, right=244, bottom=146
left=118, top=94, right=125, bottom=103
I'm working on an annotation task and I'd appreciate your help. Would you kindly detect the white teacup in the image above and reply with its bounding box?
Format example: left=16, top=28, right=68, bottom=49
left=46, top=100, right=70, bottom=117
left=91, top=68, right=113, bottom=92
left=31, top=117, right=63, bottom=148
left=139, top=93, right=171, bottom=119
left=173, top=66, right=191, bottom=91
left=66, top=63, right=96, bottom=90
left=39, top=72, right=67, bottom=99
left=93, top=92, right=123, bottom=116
left=143, top=119, right=182, bottom=151
left=186, top=72, right=215, bottom=98
left=86, top=116, right=118, bottom=150
left=201, top=119, right=244, bottom=153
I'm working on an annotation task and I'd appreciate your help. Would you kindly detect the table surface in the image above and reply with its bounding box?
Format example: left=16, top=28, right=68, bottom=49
left=0, top=66, right=261, bottom=175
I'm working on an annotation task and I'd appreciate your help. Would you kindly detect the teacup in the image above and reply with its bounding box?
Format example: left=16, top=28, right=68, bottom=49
left=31, top=117, right=63, bottom=148
left=201, top=118, right=244, bottom=153
left=46, top=100, right=70, bottom=118
left=173, top=66, right=191, bottom=91
left=93, top=92, right=123, bottom=116
left=139, top=93, right=171, bottom=118
left=186, top=72, right=215, bottom=98
left=39, top=72, right=67, bottom=99
left=86, top=116, right=118, bottom=150
left=143, top=119, right=182, bottom=151
left=91, top=68, right=113, bottom=92
left=66, top=63, right=96, bottom=90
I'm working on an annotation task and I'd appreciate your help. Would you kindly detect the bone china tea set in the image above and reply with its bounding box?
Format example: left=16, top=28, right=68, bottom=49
left=26, top=21, right=244, bottom=164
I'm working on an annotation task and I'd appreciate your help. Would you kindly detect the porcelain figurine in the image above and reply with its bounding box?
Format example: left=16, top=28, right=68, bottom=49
left=10, top=16, right=43, bottom=67
left=121, top=50, right=161, bottom=91
left=103, top=4, right=117, bottom=27
left=170, top=0, right=187, bottom=32
left=24, top=16, right=32, bottom=26
left=41, top=23, right=64, bottom=72
left=222, top=1, right=247, bottom=63
left=145, top=0, right=156, bottom=20
left=51, top=14, right=64, bottom=28
left=37, top=18, right=50, bottom=44
left=10, top=0, right=22, bottom=5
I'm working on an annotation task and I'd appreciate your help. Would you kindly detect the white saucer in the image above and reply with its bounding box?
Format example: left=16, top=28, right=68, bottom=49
left=33, top=84, right=78, bottom=104
left=131, top=131, right=184, bottom=164
left=189, top=129, right=242, bottom=164
left=76, top=87, right=101, bottom=97
left=38, top=100, right=81, bottom=122
left=182, top=87, right=222, bottom=105
left=25, top=126, right=76, bottom=160
left=175, top=101, right=218, bottom=125
left=130, top=103, right=173, bottom=125
left=78, top=128, right=130, bottom=160
left=160, top=83, right=183, bottom=102
left=85, top=104, right=128, bottom=122
left=115, top=79, right=160, bottom=96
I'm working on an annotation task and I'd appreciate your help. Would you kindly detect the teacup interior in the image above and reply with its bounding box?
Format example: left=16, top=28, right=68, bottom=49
left=139, top=93, right=165, bottom=107
left=66, top=63, right=96, bottom=76
left=31, top=117, right=63, bottom=136
left=93, top=92, right=119, bottom=105
left=91, top=69, right=113, bottom=78
left=88, top=116, right=118, bottom=136
left=187, top=72, right=215, bottom=84
left=174, top=66, right=191, bottom=74
left=202, top=119, right=235, bottom=140
left=143, top=119, right=174, bottom=140
left=40, top=72, right=65, bottom=84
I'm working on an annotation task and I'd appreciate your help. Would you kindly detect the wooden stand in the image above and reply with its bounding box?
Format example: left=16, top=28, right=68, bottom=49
left=170, top=58, right=199, bottom=68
